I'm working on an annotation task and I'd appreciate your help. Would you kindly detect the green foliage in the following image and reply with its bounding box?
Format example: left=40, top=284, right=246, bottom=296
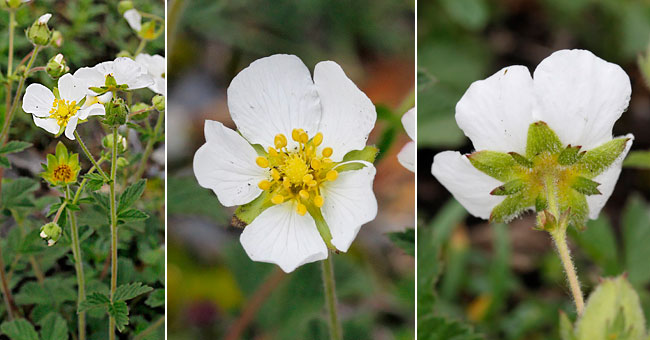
left=39, top=314, right=68, bottom=340
left=118, top=179, right=147, bottom=213
left=387, top=228, right=415, bottom=256
left=109, top=301, right=130, bottom=332
left=623, top=151, right=650, bottom=169
left=0, top=319, right=38, bottom=340
left=114, top=282, right=153, bottom=301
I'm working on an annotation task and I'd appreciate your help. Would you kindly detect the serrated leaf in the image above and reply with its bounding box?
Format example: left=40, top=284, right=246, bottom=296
left=84, top=172, right=106, bottom=191
left=109, top=301, right=130, bottom=332
left=145, top=289, right=164, bottom=308
left=387, top=228, right=414, bottom=256
left=0, top=319, right=38, bottom=340
left=0, top=141, right=31, bottom=155
left=114, top=282, right=153, bottom=301
left=2, top=178, right=38, bottom=209
left=78, top=292, right=110, bottom=312
left=39, top=313, right=68, bottom=340
left=0, top=156, right=10, bottom=168
left=418, top=314, right=483, bottom=340
left=117, top=208, right=150, bottom=222
left=90, top=192, right=110, bottom=212
left=118, top=179, right=146, bottom=213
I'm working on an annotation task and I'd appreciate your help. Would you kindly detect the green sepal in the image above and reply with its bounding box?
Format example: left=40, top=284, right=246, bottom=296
left=526, top=121, right=563, bottom=157
left=489, top=191, right=534, bottom=223
left=490, top=179, right=526, bottom=196
left=250, top=143, right=267, bottom=157
left=575, top=276, right=646, bottom=340
left=571, top=177, right=601, bottom=196
left=559, top=190, right=588, bottom=231
left=233, top=191, right=272, bottom=227
left=467, top=150, right=518, bottom=182
left=577, top=137, right=629, bottom=178
left=559, top=311, right=577, bottom=340
left=535, top=195, right=548, bottom=212
left=508, top=152, right=533, bottom=168
left=558, top=145, right=584, bottom=165
left=306, top=204, right=335, bottom=251
left=337, top=145, right=378, bottom=172
left=90, top=86, right=108, bottom=94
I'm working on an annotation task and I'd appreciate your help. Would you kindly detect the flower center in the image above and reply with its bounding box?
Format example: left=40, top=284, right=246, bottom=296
left=49, top=99, right=79, bottom=127
left=53, top=164, right=73, bottom=182
left=255, top=128, right=339, bottom=216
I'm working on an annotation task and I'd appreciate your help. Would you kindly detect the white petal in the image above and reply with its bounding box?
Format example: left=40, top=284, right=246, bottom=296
left=313, top=60, right=376, bottom=161
left=22, top=84, right=54, bottom=117
left=149, top=76, right=165, bottom=95
left=456, top=66, right=535, bottom=154
left=397, top=141, right=415, bottom=172
left=124, top=9, right=141, bottom=31
left=57, top=74, right=87, bottom=103
left=431, top=151, right=505, bottom=220
left=33, top=116, right=59, bottom=135
left=97, top=92, right=113, bottom=103
left=77, top=103, right=105, bottom=120
left=239, top=202, right=328, bottom=273
left=112, top=57, right=154, bottom=90
left=533, top=49, right=631, bottom=150
left=586, top=134, right=634, bottom=219
left=320, top=163, right=377, bottom=252
left=38, top=13, right=51, bottom=24
left=64, top=116, right=79, bottom=140
left=227, top=54, right=321, bottom=149
left=193, top=120, right=267, bottom=207
left=402, top=107, right=415, bottom=141
left=136, top=54, right=166, bottom=95
left=73, top=67, right=105, bottom=94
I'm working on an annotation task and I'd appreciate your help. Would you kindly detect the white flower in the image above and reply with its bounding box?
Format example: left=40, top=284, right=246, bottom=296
left=397, top=108, right=415, bottom=172
left=38, top=13, right=51, bottom=24
left=432, top=49, right=633, bottom=222
left=135, top=54, right=165, bottom=95
left=22, top=73, right=105, bottom=140
left=193, top=54, right=378, bottom=273
left=74, top=57, right=154, bottom=103
left=123, top=9, right=141, bottom=32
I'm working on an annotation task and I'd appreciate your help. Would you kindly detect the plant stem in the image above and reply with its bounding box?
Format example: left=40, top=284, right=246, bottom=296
left=134, top=39, right=147, bottom=56
left=133, top=316, right=164, bottom=340
left=134, top=110, right=163, bottom=180
left=0, top=242, right=15, bottom=320
left=66, top=186, right=86, bottom=340
left=72, top=157, right=106, bottom=204
left=74, top=131, right=109, bottom=181
left=108, top=126, right=118, bottom=340
left=321, top=256, right=342, bottom=340
left=0, top=46, right=40, bottom=144
left=7, top=11, right=14, bottom=79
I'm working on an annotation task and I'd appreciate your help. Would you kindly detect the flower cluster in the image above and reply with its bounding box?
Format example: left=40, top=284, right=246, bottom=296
left=194, top=54, right=379, bottom=273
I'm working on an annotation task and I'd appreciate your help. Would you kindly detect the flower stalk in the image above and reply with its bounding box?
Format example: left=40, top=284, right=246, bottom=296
left=66, top=186, right=86, bottom=340
left=321, top=255, right=342, bottom=340
left=74, top=131, right=109, bottom=181
left=108, top=126, right=119, bottom=340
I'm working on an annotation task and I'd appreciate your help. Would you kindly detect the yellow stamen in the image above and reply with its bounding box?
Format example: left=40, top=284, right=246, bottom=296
left=48, top=99, right=79, bottom=128
left=311, top=159, right=321, bottom=170
left=299, top=190, right=309, bottom=199
left=302, top=174, right=313, bottom=183
left=322, top=147, right=333, bottom=158
left=291, top=129, right=303, bottom=142
left=313, top=132, right=323, bottom=146
left=297, top=203, right=307, bottom=216
left=314, top=195, right=324, bottom=207
left=326, top=170, right=338, bottom=181
left=258, top=180, right=271, bottom=190
left=271, top=194, right=284, bottom=205
left=256, top=156, right=269, bottom=168
left=299, top=132, right=309, bottom=144
left=274, top=134, right=287, bottom=149
left=268, top=147, right=278, bottom=157
left=307, top=180, right=318, bottom=187
left=271, top=168, right=281, bottom=181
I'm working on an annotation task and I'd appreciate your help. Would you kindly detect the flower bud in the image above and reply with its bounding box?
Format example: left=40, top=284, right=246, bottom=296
left=117, top=157, right=129, bottom=168
left=5, top=0, right=26, bottom=9
left=117, top=1, right=134, bottom=15
left=26, top=13, right=52, bottom=46
left=45, top=54, right=69, bottom=79
left=103, top=98, right=129, bottom=126
left=116, top=50, right=131, bottom=58
left=40, top=222, right=62, bottom=246
left=138, top=20, right=159, bottom=40
left=50, top=30, right=63, bottom=48
left=104, top=73, right=118, bottom=87
left=102, top=133, right=128, bottom=153
left=152, top=95, right=165, bottom=112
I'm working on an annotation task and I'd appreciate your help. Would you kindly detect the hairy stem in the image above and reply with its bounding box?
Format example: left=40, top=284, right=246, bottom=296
left=74, top=131, right=109, bottom=181
left=134, top=110, right=163, bottom=180
left=108, top=126, right=118, bottom=340
left=321, top=256, right=342, bottom=340
left=66, top=186, right=86, bottom=340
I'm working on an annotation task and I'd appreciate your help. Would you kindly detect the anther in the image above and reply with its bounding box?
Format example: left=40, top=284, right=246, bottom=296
left=271, top=168, right=281, bottom=181
left=314, top=195, right=324, bottom=207
left=313, top=132, right=323, bottom=146
left=322, top=147, right=333, bottom=158
left=268, top=147, right=278, bottom=157
left=307, top=180, right=318, bottom=187
left=326, top=170, right=338, bottom=181
left=297, top=203, right=307, bottom=216
left=258, top=180, right=271, bottom=190
left=274, top=134, right=287, bottom=149
left=271, top=195, right=284, bottom=204
left=292, top=129, right=303, bottom=142
left=255, top=156, right=269, bottom=168
left=323, top=158, right=333, bottom=165
left=302, top=174, right=313, bottom=183
left=299, top=190, right=309, bottom=199
left=311, top=159, right=321, bottom=170
left=283, top=177, right=291, bottom=188
left=299, top=132, right=309, bottom=144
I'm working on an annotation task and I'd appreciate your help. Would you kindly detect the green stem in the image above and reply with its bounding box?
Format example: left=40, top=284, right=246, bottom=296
left=321, top=256, right=342, bottom=340
left=0, top=242, right=15, bottom=320
left=8, top=10, right=15, bottom=81
left=134, top=110, right=163, bottom=180
left=73, top=157, right=107, bottom=204
left=74, top=131, right=109, bottom=181
left=134, top=39, right=147, bottom=56
left=66, top=186, right=86, bottom=340
left=108, top=126, right=118, bottom=340
left=0, top=46, right=40, bottom=144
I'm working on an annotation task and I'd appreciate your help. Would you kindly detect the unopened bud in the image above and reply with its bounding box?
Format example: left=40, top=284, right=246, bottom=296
left=117, top=1, right=134, bottom=15
left=104, top=74, right=118, bottom=87
left=50, top=30, right=63, bottom=48
left=152, top=95, right=164, bottom=112
left=102, top=133, right=128, bottom=153
left=46, top=53, right=69, bottom=79
left=40, top=222, right=62, bottom=246
left=138, top=20, right=159, bottom=40
left=26, top=13, right=52, bottom=46
left=116, top=50, right=132, bottom=58
left=117, top=157, right=129, bottom=168
left=103, top=98, right=128, bottom=126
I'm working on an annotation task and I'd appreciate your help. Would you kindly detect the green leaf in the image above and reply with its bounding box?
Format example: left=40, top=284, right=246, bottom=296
left=526, top=121, right=563, bottom=157
left=39, top=313, right=68, bottom=340
left=622, top=196, right=650, bottom=285
left=78, top=292, right=110, bottom=312
left=440, top=0, right=489, bottom=30
left=467, top=150, right=518, bottom=182
left=571, top=177, right=601, bottom=196
left=418, top=314, right=483, bottom=340
left=577, top=137, right=629, bottom=178
left=559, top=312, right=577, bottom=340
left=114, top=282, right=153, bottom=301
left=168, top=177, right=228, bottom=223
left=0, top=319, right=38, bottom=340
left=623, top=150, right=650, bottom=169
left=0, top=156, right=10, bottom=168
left=109, top=301, right=130, bottom=332
left=575, top=276, right=646, bottom=340
left=118, top=179, right=147, bottom=213
left=570, top=216, right=620, bottom=276
left=387, top=229, right=415, bottom=256
left=84, top=172, right=106, bottom=191
left=90, top=192, right=110, bottom=212
left=145, top=289, right=165, bottom=308
left=0, top=141, right=31, bottom=155
left=234, top=191, right=272, bottom=227
left=118, top=208, right=150, bottom=222
left=2, top=178, right=38, bottom=210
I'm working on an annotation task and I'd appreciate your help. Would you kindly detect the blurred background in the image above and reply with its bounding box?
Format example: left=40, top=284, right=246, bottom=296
left=418, top=0, right=650, bottom=339
left=167, top=0, right=415, bottom=339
